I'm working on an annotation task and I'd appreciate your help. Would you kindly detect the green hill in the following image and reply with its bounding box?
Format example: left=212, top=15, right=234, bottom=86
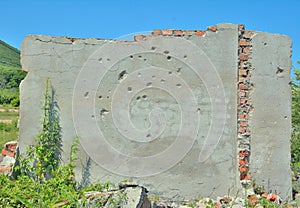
left=0, top=40, right=21, bottom=70
left=0, top=40, right=26, bottom=106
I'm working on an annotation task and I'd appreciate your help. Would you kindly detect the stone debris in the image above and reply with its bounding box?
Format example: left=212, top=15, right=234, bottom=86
left=152, top=192, right=292, bottom=208
left=0, top=141, right=17, bottom=175
left=78, top=184, right=151, bottom=208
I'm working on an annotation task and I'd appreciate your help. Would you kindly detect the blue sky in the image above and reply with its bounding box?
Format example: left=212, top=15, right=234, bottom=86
left=1, top=0, right=299, bottom=70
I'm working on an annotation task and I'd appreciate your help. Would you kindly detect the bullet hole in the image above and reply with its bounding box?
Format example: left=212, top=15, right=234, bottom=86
left=164, top=50, right=169, bottom=54
left=151, top=46, right=156, bottom=50
left=176, top=83, right=182, bottom=88
left=100, top=108, right=109, bottom=116
left=138, top=72, right=142, bottom=77
left=161, top=79, right=165, bottom=83
left=146, top=133, right=151, bottom=138
left=107, top=58, right=110, bottom=61
left=146, top=82, right=152, bottom=87
left=177, top=68, right=181, bottom=73
left=108, top=90, right=111, bottom=94
left=152, top=75, right=156, bottom=79
left=98, top=58, right=102, bottom=63
left=167, top=56, right=172, bottom=61
left=183, top=55, right=187, bottom=59
left=129, top=55, right=134, bottom=59
left=118, top=70, right=128, bottom=81
left=136, top=96, right=141, bottom=100
left=98, top=95, right=102, bottom=99
left=128, top=87, right=132, bottom=92
left=138, top=55, right=142, bottom=59
left=142, top=95, right=147, bottom=100
left=91, top=115, right=95, bottom=118
left=84, top=92, right=89, bottom=97
left=168, top=71, right=172, bottom=75
left=276, top=67, right=284, bottom=77
left=264, top=42, right=267, bottom=46
left=197, top=108, right=201, bottom=113
left=106, top=96, right=110, bottom=99
left=284, top=116, right=287, bottom=119
left=144, top=58, right=147, bottom=62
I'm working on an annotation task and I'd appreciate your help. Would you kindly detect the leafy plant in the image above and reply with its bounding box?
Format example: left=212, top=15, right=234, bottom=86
left=16, top=79, right=62, bottom=181
left=0, top=79, right=124, bottom=207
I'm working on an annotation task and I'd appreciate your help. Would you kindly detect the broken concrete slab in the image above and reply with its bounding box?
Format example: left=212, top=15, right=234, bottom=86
left=19, top=23, right=292, bottom=200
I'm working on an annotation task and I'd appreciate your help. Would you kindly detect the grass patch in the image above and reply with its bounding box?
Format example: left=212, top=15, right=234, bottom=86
left=0, top=105, right=18, bottom=148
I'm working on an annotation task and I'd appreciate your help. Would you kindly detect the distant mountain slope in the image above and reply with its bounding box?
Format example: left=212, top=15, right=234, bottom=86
left=0, top=40, right=26, bottom=106
left=0, top=40, right=21, bottom=69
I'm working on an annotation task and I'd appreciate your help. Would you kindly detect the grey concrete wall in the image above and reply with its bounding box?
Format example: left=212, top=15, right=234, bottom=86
left=250, top=32, right=292, bottom=198
left=19, top=23, right=292, bottom=200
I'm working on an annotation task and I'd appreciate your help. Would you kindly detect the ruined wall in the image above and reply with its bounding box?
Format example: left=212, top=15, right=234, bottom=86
left=19, top=23, right=292, bottom=200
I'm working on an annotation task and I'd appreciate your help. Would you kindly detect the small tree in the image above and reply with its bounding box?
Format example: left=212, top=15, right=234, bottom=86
left=18, top=79, right=62, bottom=182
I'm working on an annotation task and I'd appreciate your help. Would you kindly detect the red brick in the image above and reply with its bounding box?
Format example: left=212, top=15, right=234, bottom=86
left=239, top=150, right=249, bottom=157
left=208, top=26, right=217, bottom=32
left=241, top=106, right=248, bottom=112
left=239, top=91, right=246, bottom=97
left=239, top=61, right=244, bottom=67
left=240, top=173, right=251, bottom=180
left=184, top=30, right=194, bottom=35
left=267, top=193, right=277, bottom=202
left=244, top=114, right=249, bottom=120
left=195, top=30, right=205, bottom=37
left=239, top=54, right=249, bottom=61
left=6, top=143, right=17, bottom=152
left=66, top=37, right=80, bottom=42
left=239, top=166, right=248, bottom=173
left=239, top=69, right=248, bottom=76
left=238, top=98, right=245, bottom=105
left=0, top=166, right=12, bottom=173
left=152, top=29, right=162, bottom=35
left=238, top=24, right=245, bottom=31
left=134, top=35, right=145, bottom=41
left=162, top=29, right=173, bottom=36
left=246, top=100, right=251, bottom=106
left=239, top=159, right=248, bottom=165
left=1, top=149, right=8, bottom=156
left=239, top=39, right=249, bottom=46
left=261, top=192, right=268, bottom=198
left=238, top=83, right=248, bottom=90
left=174, top=30, right=183, bottom=36
left=238, top=114, right=245, bottom=119
left=238, top=127, right=246, bottom=134
left=243, top=47, right=250, bottom=54
left=240, top=121, right=247, bottom=127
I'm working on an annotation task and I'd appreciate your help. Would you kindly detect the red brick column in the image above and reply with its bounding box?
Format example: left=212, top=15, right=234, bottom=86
left=237, top=25, right=254, bottom=185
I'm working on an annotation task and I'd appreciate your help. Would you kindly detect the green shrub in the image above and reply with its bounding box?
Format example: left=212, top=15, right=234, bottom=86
left=0, top=88, right=20, bottom=107
left=292, top=65, right=300, bottom=172
left=0, top=79, right=121, bottom=207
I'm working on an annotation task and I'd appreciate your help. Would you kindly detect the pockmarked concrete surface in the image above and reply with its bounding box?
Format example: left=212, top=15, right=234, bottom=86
left=250, top=33, right=292, bottom=198
left=19, top=23, right=292, bottom=200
